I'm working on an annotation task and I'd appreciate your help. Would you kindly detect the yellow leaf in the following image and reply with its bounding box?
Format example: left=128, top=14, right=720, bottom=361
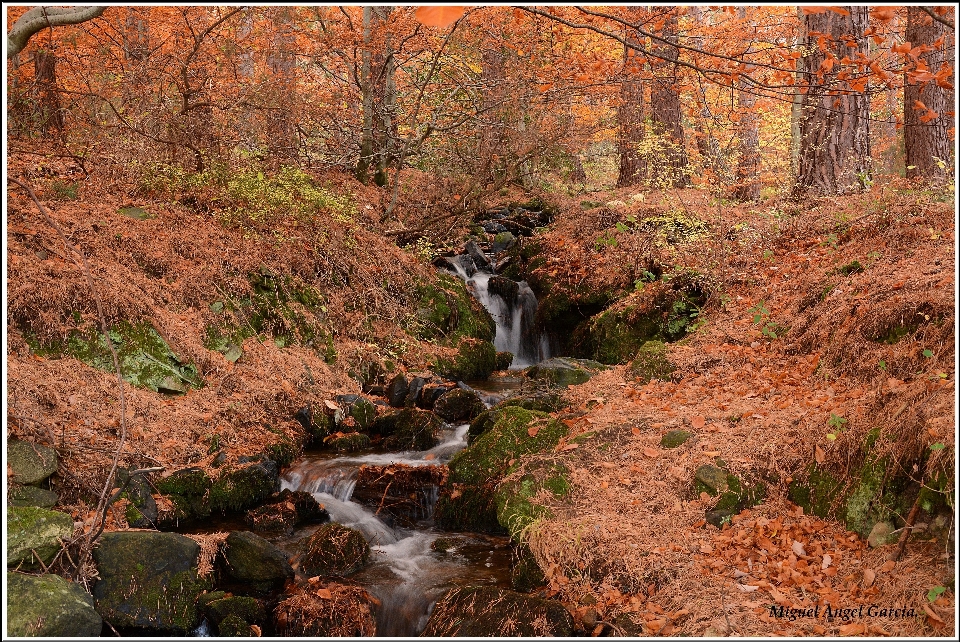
left=414, top=6, right=465, bottom=28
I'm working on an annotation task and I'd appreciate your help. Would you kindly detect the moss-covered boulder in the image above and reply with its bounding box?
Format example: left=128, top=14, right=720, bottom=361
left=217, top=614, right=255, bottom=637
left=326, top=432, right=372, bottom=452
left=92, top=532, right=212, bottom=634
left=511, top=546, right=548, bottom=593
left=434, top=338, right=497, bottom=381
left=27, top=320, right=201, bottom=393
left=155, top=467, right=213, bottom=525
left=221, top=531, right=294, bottom=590
left=525, top=357, right=607, bottom=387
left=204, top=595, right=266, bottom=629
left=8, top=485, right=59, bottom=508
left=415, top=273, right=496, bottom=343
left=115, top=469, right=158, bottom=528
left=694, top=464, right=765, bottom=527
left=433, top=387, right=486, bottom=423
left=436, top=407, right=568, bottom=533
left=273, top=582, right=377, bottom=636
left=495, top=351, right=515, bottom=371
left=7, top=571, right=102, bottom=637
left=421, top=586, right=574, bottom=637
left=7, top=506, right=74, bottom=569
left=7, top=440, right=58, bottom=485
left=629, top=341, right=676, bottom=383
left=491, top=390, right=566, bottom=414
left=245, top=501, right=298, bottom=534
left=300, top=523, right=370, bottom=577
left=380, top=408, right=443, bottom=452
left=495, top=460, right=571, bottom=539
left=209, top=459, right=279, bottom=514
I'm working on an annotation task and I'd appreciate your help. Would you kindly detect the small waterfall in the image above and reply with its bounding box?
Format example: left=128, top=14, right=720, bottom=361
left=279, top=423, right=510, bottom=636
left=443, top=251, right=549, bottom=368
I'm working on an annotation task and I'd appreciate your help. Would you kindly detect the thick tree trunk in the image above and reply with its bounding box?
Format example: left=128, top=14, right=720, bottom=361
left=357, top=6, right=396, bottom=186
left=793, top=6, right=871, bottom=198
left=646, top=6, right=689, bottom=188
left=904, top=6, right=954, bottom=181
left=267, top=6, right=298, bottom=165
left=35, top=48, right=63, bottom=135
left=616, top=6, right=645, bottom=188
left=789, top=7, right=805, bottom=181
left=479, top=30, right=508, bottom=183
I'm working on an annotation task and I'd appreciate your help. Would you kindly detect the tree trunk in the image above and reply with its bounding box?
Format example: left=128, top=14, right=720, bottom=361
left=479, top=28, right=508, bottom=184
left=35, top=48, right=63, bottom=136
left=267, top=5, right=298, bottom=165
left=904, top=6, right=954, bottom=181
left=789, top=7, right=805, bottom=181
left=646, top=6, right=689, bottom=188
left=357, top=6, right=396, bottom=186
left=731, top=6, right=760, bottom=201
left=616, top=6, right=645, bottom=188
left=687, top=6, right=723, bottom=179
left=793, top=6, right=871, bottom=198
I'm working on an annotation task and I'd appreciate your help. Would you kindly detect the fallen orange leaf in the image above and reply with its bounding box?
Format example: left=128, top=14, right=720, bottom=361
left=691, top=415, right=706, bottom=429
left=316, top=588, right=332, bottom=599
left=643, top=447, right=659, bottom=458
left=863, top=568, right=876, bottom=587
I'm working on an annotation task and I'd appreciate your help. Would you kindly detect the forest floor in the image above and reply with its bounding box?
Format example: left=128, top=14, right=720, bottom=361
left=5, top=150, right=956, bottom=636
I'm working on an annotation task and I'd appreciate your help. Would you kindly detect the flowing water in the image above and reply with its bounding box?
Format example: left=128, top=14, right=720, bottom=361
left=279, top=422, right=514, bottom=636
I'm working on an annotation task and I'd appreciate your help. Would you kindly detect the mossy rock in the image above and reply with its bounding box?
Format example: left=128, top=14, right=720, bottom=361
left=8, top=485, right=59, bottom=508
left=495, top=460, right=571, bottom=539
left=661, top=429, right=692, bottom=448
left=7, top=440, right=58, bottom=485
left=326, top=432, right=372, bottom=453
left=511, top=546, right=548, bottom=593
left=273, top=582, right=377, bottom=636
left=7, top=571, right=103, bottom=637
left=217, top=614, right=255, bottom=637
left=380, top=408, right=442, bottom=451
left=422, top=586, right=573, bottom=637
left=7, top=506, right=74, bottom=569
left=221, top=531, right=294, bottom=590
left=414, top=273, right=495, bottom=343
left=525, top=357, right=607, bottom=387
left=92, top=531, right=212, bottom=634
left=434, top=338, right=497, bottom=381
left=300, top=523, right=370, bottom=577
left=492, top=391, right=566, bottom=414
left=436, top=407, right=567, bottom=533
left=205, top=595, right=266, bottom=626
left=26, top=320, right=202, bottom=393
left=694, top=464, right=765, bottom=524
left=788, top=464, right=844, bottom=519
left=433, top=387, right=486, bottom=423
left=630, top=341, right=676, bottom=383
left=495, top=351, right=515, bottom=370
left=156, top=467, right=212, bottom=524
left=209, top=460, right=279, bottom=514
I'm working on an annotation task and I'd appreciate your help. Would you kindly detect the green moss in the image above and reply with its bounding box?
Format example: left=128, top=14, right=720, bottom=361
left=326, top=432, right=372, bottom=452
left=437, top=408, right=567, bottom=533
left=660, top=429, right=692, bottom=448
left=788, top=464, right=843, bottom=518
left=26, top=320, right=201, bottom=393
left=835, top=260, right=864, bottom=276
left=629, top=341, right=676, bottom=383
left=300, top=523, right=370, bottom=577
left=434, top=338, right=497, bottom=381
left=414, top=273, right=495, bottom=343
left=495, top=461, right=571, bottom=540
left=208, top=462, right=277, bottom=514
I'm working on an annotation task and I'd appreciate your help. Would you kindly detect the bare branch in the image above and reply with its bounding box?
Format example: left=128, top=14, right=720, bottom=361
left=919, top=6, right=955, bottom=31
left=7, top=6, right=108, bottom=59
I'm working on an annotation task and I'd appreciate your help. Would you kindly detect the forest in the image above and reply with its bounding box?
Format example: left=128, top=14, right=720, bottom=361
left=4, top=4, right=956, bottom=638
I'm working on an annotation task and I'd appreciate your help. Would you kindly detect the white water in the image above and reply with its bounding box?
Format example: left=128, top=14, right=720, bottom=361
left=445, top=254, right=549, bottom=368
left=279, top=423, right=510, bottom=635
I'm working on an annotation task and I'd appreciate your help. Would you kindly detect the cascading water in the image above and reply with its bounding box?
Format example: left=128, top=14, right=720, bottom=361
left=279, top=423, right=512, bottom=636
left=442, top=252, right=549, bottom=368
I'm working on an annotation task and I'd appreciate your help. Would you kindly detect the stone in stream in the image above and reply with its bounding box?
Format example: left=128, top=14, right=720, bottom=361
left=221, top=531, right=294, bottom=590
left=525, top=357, right=608, bottom=387
left=155, top=466, right=213, bottom=525
left=203, top=595, right=266, bottom=631
left=300, top=523, right=370, bottom=577
left=7, top=571, right=103, bottom=637
left=93, top=531, right=212, bottom=634
left=433, top=338, right=497, bottom=381
left=492, top=231, right=516, bottom=254
left=422, top=586, right=573, bottom=636
left=495, top=351, right=514, bottom=371
left=208, top=459, right=279, bottom=514
left=385, top=373, right=409, bottom=407
left=273, top=581, right=377, bottom=636
left=7, top=506, right=74, bottom=569
left=379, top=408, right=443, bottom=451
left=464, top=239, right=491, bottom=271
left=405, top=376, right=428, bottom=407
left=416, top=382, right=450, bottom=410
left=487, top=275, right=519, bottom=304
left=351, top=464, right=447, bottom=526
left=432, top=387, right=486, bottom=423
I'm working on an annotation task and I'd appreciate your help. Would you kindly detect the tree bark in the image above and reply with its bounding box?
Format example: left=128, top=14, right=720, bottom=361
left=267, top=5, right=298, bottom=165
left=356, top=6, right=396, bottom=186
left=793, top=6, right=871, bottom=198
left=646, top=6, right=690, bottom=188
left=731, top=6, right=760, bottom=201
left=7, top=6, right=107, bottom=59
left=616, top=6, right=645, bottom=188
left=35, top=48, right=63, bottom=135
left=904, top=6, right=954, bottom=181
